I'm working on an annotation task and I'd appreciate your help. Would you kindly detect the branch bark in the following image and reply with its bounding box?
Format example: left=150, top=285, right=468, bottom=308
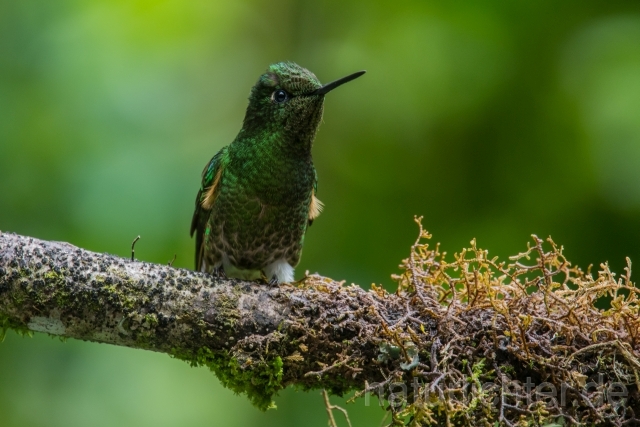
left=0, top=231, right=407, bottom=410
left=1, top=229, right=640, bottom=426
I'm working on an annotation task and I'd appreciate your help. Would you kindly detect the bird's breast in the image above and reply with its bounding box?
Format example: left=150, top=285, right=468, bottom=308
left=236, top=160, right=314, bottom=207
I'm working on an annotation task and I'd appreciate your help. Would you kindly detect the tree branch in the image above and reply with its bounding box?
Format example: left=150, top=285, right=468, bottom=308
left=2, top=226, right=640, bottom=425
left=0, top=231, right=399, bottom=410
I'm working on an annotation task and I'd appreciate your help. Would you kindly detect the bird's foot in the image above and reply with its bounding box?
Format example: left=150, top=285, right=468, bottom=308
left=213, top=265, right=227, bottom=279
left=260, top=271, right=279, bottom=286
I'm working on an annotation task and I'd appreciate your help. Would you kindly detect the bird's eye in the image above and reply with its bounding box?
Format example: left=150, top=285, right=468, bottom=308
left=272, top=89, right=288, bottom=103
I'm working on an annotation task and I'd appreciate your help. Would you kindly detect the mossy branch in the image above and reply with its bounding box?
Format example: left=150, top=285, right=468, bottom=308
left=1, top=223, right=640, bottom=426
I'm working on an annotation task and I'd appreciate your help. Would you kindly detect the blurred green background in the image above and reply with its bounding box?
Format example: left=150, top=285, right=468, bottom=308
left=2, top=0, right=640, bottom=426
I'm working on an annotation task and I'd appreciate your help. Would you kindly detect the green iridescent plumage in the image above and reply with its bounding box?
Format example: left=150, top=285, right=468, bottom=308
left=190, top=62, right=364, bottom=283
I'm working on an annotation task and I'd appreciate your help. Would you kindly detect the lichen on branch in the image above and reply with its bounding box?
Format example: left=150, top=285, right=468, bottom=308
left=380, top=218, right=640, bottom=426
left=1, top=220, right=640, bottom=425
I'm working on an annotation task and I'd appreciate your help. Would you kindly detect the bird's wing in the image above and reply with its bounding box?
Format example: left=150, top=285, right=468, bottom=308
left=308, top=169, right=323, bottom=226
left=190, top=147, right=227, bottom=271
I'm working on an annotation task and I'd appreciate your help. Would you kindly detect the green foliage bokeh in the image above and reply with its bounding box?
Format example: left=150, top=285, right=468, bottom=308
left=2, top=0, right=640, bottom=426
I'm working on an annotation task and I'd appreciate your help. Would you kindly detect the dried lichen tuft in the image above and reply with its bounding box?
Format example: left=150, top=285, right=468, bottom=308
left=343, top=217, right=640, bottom=426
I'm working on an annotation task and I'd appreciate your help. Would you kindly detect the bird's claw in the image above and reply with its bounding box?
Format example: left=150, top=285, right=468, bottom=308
left=213, top=266, right=227, bottom=279
left=260, top=271, right=279, bottom=286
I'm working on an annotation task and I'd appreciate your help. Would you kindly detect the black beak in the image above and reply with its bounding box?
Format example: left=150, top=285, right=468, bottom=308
left=307, top=70, right=366, bottom=96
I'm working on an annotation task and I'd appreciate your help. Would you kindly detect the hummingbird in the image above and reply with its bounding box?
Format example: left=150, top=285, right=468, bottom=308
left=190, top=62, right=365, bottom=284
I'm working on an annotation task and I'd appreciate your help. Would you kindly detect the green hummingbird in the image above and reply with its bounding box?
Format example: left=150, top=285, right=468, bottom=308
left=190, top=62, right=365, bottom=284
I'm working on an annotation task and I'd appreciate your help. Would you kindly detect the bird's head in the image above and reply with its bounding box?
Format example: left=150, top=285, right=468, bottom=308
left=242, top=62, right=365, bottom=146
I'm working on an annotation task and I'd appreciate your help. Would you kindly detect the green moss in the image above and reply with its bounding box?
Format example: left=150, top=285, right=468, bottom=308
left=101, top=282, right=144, bottom=311
left=0, top=314, right=32, bottom=342
left=41, top=270, right=73, bottom=308
left=135, top=330, right=153, bottom=349
left=101, top=284, right=117, bottom=293
left=212, top=293, right=241, bottom=328
left=499, top=363, right=516, bottom=376
left=11, top=289, right=27, bottom=306
left=144, top=313, right=158, bottom=327
left=171, top=346, right=284, bottom=410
